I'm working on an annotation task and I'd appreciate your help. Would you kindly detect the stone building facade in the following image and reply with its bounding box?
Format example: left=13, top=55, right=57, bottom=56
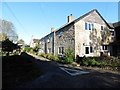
left=39, top=9, right=115, bottom=58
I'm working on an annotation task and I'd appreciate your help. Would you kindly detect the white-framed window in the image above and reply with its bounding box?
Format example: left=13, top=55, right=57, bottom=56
left=58, top=47, right=64, bottom=54
left=85, top=46, right=94, bottom=54
left=102, top=45, right=108, bottom=50
left=85, top=22, right=94, bottom=30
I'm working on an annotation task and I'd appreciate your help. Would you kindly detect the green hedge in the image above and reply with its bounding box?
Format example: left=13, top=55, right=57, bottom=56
left=38, top=53, right=59, bottom=61
left=80, top=57, right=107, bottom=67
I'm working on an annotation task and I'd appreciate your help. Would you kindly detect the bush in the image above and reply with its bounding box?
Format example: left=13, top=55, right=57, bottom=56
left=51, top=55, right=59, bottom=61
left=62, top=47, right=74, bottom=64
left=62, top=56, right=73, bottom=64
left=23, top=47, right=32, bottom=52
left=38, top=53, right=59, bottom=61
left=80, top=57, right=103, bottom=67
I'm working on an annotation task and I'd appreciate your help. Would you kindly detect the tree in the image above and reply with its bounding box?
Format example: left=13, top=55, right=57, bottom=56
left=0, top=19, right=18, bottom=42
left=17, top=39, right=25, bottom=45
left=33, top=40, right=40, bottom=52
left=90, top=27, right=112, bottom=54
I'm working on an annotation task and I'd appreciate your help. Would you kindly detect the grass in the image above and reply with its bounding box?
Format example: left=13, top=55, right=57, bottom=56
left=2, top=55, right=42, bottom=88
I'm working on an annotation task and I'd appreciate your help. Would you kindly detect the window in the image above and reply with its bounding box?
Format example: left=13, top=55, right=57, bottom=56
left=85, top=23, right=88, bottom=30
left=90, top=46, right=94, bottom=53
left=102, top=45, right=108, bottom=50
left=101, top=26, right=104, bottom=30
left=85, top=47, right=89, bottom=54
left=85, top=22, right=94, bottom=30
left=89, top=23, right=91, bottom=30
left=110, top=31, right=114, bottom=36
left=59, top=32, right=63, bottom=37
left=58, top=47, right=64, bottom=54
left=48, top=48, right=51, bottom=53
left=85, top=46, right=94, bottom=54
left=91, top=24, right=94, bottom=30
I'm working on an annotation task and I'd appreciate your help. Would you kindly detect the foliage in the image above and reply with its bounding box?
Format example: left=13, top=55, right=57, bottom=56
left=38, top=53, right=59, bottom=61
left=23, top=46, right=32, bottom=52
left=80, top=57, right=106, bottom=67
left=78, top=55, right=120, bottom=71
left=17, top=39, right=25, bottom=45
left=61, top=47, right=74, bottom=64
left=2, top=39, right=20, bottom=53
left=0, top=19, right=18, bottom=42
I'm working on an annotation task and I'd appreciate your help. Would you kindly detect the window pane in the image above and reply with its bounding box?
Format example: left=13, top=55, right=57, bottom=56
left=101, top=26, right=103, bottom=30
left=59, top=47, right=64, bottom=54
left=89, top=23, right=91, bottom=30
left=59, top=47, right=61, bottom=53
left=105, top=45, right=108, bottom=50
left=92, top=24, right=94, bottom=30
left=90, top=47, right=93, bottom=53
left=85, top=47, right=89, bottom=54
left=85, top=23, right=87, bottom=30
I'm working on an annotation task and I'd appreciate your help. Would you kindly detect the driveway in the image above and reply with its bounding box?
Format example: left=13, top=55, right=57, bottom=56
left=18, top=53, right=120, bottom=88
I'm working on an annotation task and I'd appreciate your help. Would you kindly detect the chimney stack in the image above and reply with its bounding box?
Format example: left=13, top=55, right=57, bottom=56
left=68, top=14, right=74, bottom=23
left=51, top=27, right=54, bottom=32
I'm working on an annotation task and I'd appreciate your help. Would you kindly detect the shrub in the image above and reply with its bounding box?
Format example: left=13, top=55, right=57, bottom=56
left=51, top=55, right=59, bottom=61
left=80, top=57, right=103, bottom=67
left=38, top=53, right=59, bottom=61
left=62, top=47, right=74, bottom=64
left=63, top=56, right=73, bottom=64
left=23, top=47, right=32, bottom=52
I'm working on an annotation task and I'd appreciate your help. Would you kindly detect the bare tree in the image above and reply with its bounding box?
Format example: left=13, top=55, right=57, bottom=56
left=0, top=19, right=18, bottom=42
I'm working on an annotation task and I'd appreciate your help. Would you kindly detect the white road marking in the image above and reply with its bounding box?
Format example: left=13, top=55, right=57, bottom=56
left=60, top=67, right=89, bottom=76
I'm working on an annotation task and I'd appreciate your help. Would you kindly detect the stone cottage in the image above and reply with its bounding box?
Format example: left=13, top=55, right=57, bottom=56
left=39, top=9, right=115, bottom=58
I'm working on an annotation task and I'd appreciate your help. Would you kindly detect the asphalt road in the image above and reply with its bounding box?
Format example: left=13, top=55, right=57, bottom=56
left=18, top=53, right=120, bottom=88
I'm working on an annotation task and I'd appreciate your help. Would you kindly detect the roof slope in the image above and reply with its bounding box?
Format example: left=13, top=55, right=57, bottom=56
left=41, top=9, right=112, bottom=39
left=55, top=9, right=113, bottom=32
left=113, top=21, right=120, bottom=27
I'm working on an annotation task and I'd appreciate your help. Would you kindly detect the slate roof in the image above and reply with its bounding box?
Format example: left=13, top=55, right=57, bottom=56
left=113, top=21, right=120, bottom=28
left=41, top=9, right=113, bottom=39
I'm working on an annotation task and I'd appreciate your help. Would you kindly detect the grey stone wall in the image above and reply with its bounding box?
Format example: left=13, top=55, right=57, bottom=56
left=55, top=23, right=75, bottom=56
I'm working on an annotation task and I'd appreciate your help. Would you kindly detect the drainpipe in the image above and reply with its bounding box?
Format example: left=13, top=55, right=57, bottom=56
left=53, top=31, right=56, bottom=56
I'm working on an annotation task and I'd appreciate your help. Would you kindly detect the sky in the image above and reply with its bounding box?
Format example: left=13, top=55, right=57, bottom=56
left=1, top=2, right=118, bottom=45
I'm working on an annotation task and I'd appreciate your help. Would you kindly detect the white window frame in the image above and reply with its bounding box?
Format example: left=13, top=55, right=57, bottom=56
left=85, top=46, right=94, bottom=54
left=85, top=22, right=94, bottom=31
left=58, top=47, right=64, bottom=54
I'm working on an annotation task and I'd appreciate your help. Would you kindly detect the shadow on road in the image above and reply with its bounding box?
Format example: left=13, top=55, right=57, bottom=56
left=2, top=52, right=120, bottom=88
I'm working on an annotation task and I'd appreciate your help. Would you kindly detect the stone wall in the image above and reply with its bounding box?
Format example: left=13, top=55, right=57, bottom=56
left=55, top=23, right=75, bottom=56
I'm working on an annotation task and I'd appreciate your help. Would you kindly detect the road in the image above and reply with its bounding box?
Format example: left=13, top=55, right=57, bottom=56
left=18, top=53, right=120, bottom=88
